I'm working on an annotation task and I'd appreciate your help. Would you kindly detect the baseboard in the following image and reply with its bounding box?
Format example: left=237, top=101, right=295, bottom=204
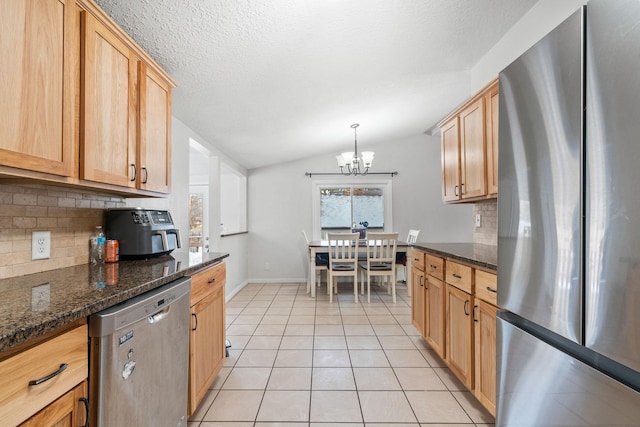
left=246, top=278, right=307, bottom=284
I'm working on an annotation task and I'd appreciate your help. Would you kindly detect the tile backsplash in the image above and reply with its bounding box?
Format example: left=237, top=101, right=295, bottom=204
left=0, top=184, right=125, bottom=279
left=473, top=199, right=497, bottom=246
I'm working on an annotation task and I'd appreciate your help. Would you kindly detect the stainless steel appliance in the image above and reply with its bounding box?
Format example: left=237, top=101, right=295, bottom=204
left=89, top=277, right=191, bottom=427
left=105, top=208, right=181, bottom=258
left=497, top=1, right=640, bottom=424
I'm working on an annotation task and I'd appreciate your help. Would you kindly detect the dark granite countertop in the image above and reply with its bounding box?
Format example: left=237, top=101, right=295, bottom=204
left=0, top=251, right=229, bottom=353
left=411, top=242, right=497, bottom=271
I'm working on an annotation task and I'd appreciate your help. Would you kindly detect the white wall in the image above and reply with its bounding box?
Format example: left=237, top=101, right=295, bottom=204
left=471, top=0, right=586, bottom=92
left=127, top=117, right=249, bottom=299
left=248, top=133, right=473, bottom=282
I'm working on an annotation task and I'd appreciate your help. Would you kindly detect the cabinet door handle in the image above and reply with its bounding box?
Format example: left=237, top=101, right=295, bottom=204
left=473, top=305, right=478, bottom=322
left=208, top=277, right=217, bottom=284
left=142, top=167, right=149, bottom=184
left=486, top=286, right=497, bottom=293
left=454, top=185, right=459, bottom=196
left=28, top=363, right=68, bottom=386
left=419, top=276, right=424, bottom=287
left=79, top=397, right=89, bottom=427
left=130, top=164, right=137, bottom=182
left=461, top=183, right=465, bottom=195
left=463, top=300, right=469, bottom=316
left=452, top=273, right=462, bottom=279
left=192, top=313, right=198, bottom=331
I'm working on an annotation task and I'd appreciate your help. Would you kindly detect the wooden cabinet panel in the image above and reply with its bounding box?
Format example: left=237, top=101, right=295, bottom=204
left=411, top=267, right=425, bottom=336
left=20, top=381, right=87, bottom=427
left=438, top=78, right=498, bottom=203
left=81, top=11, right=137, bottom=188
left=410, top=249, right=425, bottom=272
left=138, top=63, right=172, bottom=193
left=474, top=300, right=497, bottom=417
left=475, top=270, right=497, bottom=306
left=189, top=286, right=225, bottom=415
left=459, top=98, right=487, bottom=199
left=441, top=117, right=461, bottom=202
left=188, top=262, right=226, bottom=416
left=425, top=254, right=444, bottom=280
left=0, top=325, right=88, bottom=426
left=425, top=275, right=445, bottom=359
left=446, top=284, right=474, bottom=389
left=0, top=0, right=76, bottom=177
left=485, top=82, right=499, bottom=195
left=445, top=261, right=473, bottom=294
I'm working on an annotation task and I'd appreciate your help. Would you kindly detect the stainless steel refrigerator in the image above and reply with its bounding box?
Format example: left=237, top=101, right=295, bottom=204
left=497, top=1, right=640, bottom=425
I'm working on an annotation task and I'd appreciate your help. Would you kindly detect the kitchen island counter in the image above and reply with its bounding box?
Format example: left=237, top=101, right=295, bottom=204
left=0, top=252, right=229, bottom=354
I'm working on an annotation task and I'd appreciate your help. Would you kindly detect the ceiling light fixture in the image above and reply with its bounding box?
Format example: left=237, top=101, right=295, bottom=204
left=336, top=124, right=374, bottom=176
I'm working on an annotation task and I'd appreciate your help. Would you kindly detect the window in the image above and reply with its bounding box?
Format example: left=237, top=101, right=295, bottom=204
left=312, top=179, right=393, bottom=240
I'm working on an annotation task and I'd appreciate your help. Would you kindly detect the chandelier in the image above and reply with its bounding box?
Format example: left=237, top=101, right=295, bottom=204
left=336, top=124, right=374, bottom=176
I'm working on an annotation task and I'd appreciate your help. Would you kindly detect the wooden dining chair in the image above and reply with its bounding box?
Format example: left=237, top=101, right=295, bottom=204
left=359, top=232, right=399, bottom=303
left=302, top=230, right=327, bottom=294
left=397, top=229, right=420, bottom=283
left=327, top=232, right=360, bottom=303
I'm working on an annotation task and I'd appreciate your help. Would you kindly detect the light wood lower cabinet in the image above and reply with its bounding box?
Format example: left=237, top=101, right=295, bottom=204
left=0, top=324, right=88, bottom=427
left=445, top=283, right=474, bottom=390
left=411, top=266, right=425, bottom=336
left=424, top=275, right=445, bottom=359
left=188, top=262, right=226, bottom=416
left=474, top=299, right=497, bottom=417
left=20, top=381, right=87, bottom=427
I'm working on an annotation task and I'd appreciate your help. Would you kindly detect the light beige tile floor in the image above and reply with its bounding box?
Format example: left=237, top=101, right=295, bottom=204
left=189, top=281, right=495, bottom=427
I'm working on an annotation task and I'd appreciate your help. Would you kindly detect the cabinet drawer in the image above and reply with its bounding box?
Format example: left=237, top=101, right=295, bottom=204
left=410, top=249, right=425, bottom=272
left=190, top=262, right=226, bottom=305
left=0, top=325, right=88, bottom=427
left=425, top=254, right=444, bottom=280
left=445, top=261, right=473, bottom=293
left=475, top=270, right=497, bottom=306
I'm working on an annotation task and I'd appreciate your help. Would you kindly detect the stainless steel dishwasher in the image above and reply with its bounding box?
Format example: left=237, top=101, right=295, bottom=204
left=89, top=277, right=191, bottom=427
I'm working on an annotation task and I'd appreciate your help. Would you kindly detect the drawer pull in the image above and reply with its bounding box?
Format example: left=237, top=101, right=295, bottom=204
left=429, top=264, right=437, bottom=269
left=208, top=277, right=217, bottom=284
left=486, top=286, right=497, bottom=293
left=28, top=363, right=68, bottom=386
left=413, top=258, right=420, bottom=262
left=80, top=397, right=89, bottom=427
left=452, top=273, right=462, bottom=279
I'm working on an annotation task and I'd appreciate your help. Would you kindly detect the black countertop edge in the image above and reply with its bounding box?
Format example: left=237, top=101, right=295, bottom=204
left=0, top=252, right=229, bottom=354
left=410, top=242, right=497, bottom=271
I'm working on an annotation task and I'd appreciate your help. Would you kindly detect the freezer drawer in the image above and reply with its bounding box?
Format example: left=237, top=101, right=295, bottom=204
left=497, top=317, right=640, bottom=427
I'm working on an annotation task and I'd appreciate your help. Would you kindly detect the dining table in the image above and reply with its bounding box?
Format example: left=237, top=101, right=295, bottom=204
left=307, top=239, right=412, bottom=298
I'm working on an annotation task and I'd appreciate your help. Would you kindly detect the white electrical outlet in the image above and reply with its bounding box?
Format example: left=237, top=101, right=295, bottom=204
left=264, top=262, right=271, bottom=271
left=32, top=231, right=51, bottom=260
left=475, top=214, right=482, bottom=228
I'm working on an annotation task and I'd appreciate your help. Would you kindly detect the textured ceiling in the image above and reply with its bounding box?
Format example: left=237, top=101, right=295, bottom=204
left=95, top=0, right=537, bottom=170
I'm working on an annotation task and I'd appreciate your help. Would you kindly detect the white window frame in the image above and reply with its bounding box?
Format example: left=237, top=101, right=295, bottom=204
left=311, top=177, right=393, bottom=240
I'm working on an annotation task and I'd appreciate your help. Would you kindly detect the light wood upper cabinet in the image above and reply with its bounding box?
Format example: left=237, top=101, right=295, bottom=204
left=459, top=98, right=487, bottom=199
left=440, top=117, right=460, bottom=202
left=138, top=63, right=172, bottom=193
left=438, top=78, right=498, bottom=203
left=0, top=0, right=76, bottom=177
left=485, top=83, right=499, bottom=195
left=81, top=11, right=138, bottom=188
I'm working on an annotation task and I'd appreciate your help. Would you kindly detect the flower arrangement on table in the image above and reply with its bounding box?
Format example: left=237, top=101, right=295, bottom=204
left=353, top=221, right=368, bottom=239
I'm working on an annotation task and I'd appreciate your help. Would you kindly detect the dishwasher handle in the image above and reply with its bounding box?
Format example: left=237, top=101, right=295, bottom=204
left=148, top=306, right=171, bottom=324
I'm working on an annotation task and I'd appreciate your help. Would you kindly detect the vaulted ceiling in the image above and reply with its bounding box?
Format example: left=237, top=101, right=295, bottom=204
left=95, top=0, right=538, bottom=170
